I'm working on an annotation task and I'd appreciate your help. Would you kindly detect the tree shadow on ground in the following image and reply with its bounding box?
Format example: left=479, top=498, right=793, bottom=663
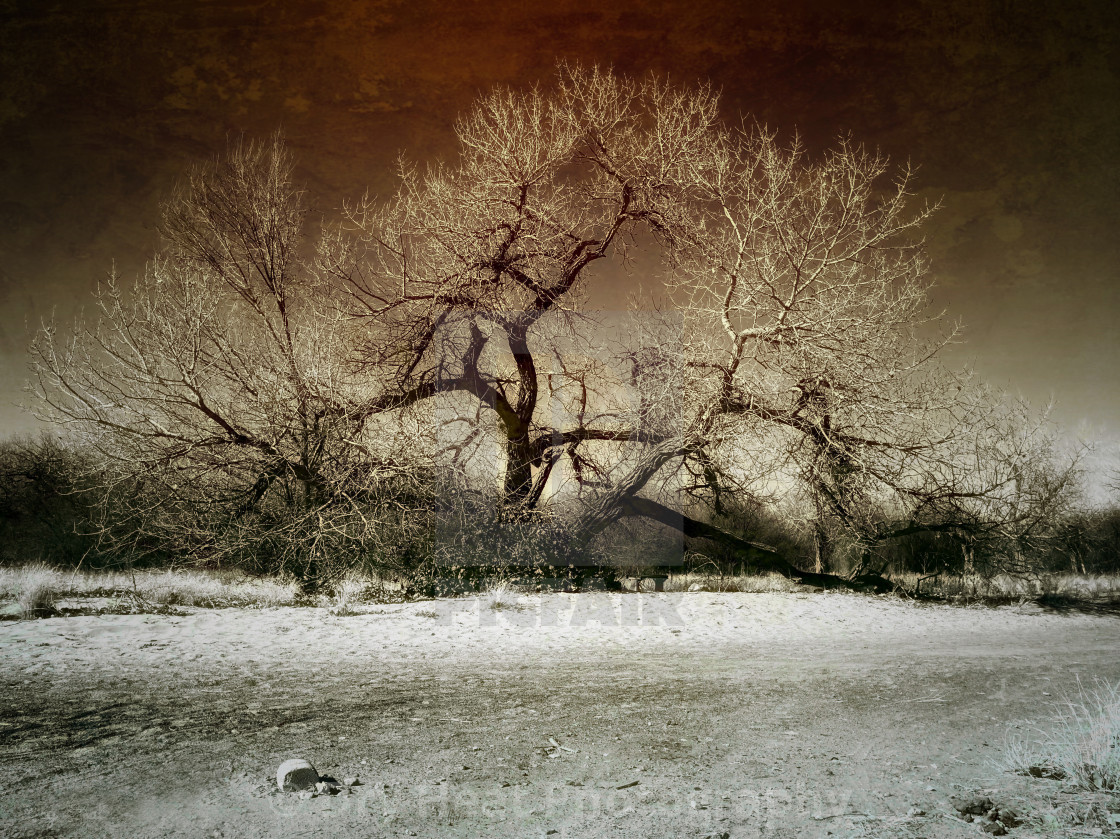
left=1036, top=593, right=1120, bottom=617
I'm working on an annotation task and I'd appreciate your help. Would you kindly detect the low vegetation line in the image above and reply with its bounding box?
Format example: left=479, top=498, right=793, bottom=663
left=5, top=564, right=1120, bottom=620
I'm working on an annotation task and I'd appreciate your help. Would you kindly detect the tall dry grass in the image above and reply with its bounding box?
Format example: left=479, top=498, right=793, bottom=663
left=9, top=564, right=59, bottom=617
left=1004, top=678, right=1120, bottom=792
left=658, top=572, right=801, bottom=594
left=0, top=565, right=298, bottom=614
left=896, top=572, right=1120, bottom=601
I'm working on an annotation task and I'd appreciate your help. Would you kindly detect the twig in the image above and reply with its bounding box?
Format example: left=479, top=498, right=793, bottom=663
left=810, top=812, right=876, bottom=821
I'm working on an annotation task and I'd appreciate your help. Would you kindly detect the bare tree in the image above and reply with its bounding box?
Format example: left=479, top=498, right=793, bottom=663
left=561, top=117, right=1082, bottom=586
left=30, top=135, right=434, bottom=585
left=318, top=66, right=717, bottom=509
left=33, top=68, right=1078, bottom=590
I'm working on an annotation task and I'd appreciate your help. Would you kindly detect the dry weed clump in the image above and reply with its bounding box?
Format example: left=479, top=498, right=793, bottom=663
left=483, top=579, right=522, bottom=611
left=111, top=568, right=299, bottom=608
left=1004, top=677, right=1120, bottom=792
left=147, top=570, right=299, bottom=608
left=326, top=576, right=374, bottom=616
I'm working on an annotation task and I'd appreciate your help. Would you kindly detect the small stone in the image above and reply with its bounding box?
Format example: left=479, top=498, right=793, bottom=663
left=997, top=807, right=1022, bottom=827
left=343, top=776, right=359, bottom=787
left=277, top=758, right=320, bottom=792
left=1027, top=764, right=1066, bottom=779
left=951, top=795, right=994, bottom=817
left=297, top=790, right=315, bottom=800
left=981, top=822, right=1008, bottom=836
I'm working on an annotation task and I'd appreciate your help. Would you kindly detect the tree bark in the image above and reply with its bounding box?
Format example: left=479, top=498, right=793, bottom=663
left=568, top=435, right=702, bottom=548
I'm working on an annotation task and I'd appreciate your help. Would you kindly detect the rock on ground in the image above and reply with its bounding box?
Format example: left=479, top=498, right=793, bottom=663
left=276, top=758, right=319, bottom=792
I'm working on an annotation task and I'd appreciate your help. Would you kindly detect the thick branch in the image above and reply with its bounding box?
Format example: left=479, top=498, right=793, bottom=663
left=618, top=497, right=890, bottom=591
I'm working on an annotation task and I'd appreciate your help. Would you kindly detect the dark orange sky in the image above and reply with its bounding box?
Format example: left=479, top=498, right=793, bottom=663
left=1, top=0, right=1118, bottom=444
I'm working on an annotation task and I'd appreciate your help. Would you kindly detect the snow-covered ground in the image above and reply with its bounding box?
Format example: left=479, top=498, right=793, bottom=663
left=2, top=592, right=1118, bottom=838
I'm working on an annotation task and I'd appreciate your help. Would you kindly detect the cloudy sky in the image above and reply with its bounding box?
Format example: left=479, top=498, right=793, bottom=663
left=1, top=0, right=1117, bottom=451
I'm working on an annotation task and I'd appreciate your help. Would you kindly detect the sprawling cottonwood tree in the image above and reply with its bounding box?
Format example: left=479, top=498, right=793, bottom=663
left=33, top=67, right=1075, bottom=585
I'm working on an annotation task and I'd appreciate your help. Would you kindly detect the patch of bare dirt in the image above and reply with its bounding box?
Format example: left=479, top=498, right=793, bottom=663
left=1, top=592, right=1118, bottom=838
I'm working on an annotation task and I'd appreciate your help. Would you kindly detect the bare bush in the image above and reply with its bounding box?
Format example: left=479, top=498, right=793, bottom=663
left=30, top=135, right=440, bottom=588
left=483, top=579, right=522, bottom=611
left=0, top=434, right=100, bottom=566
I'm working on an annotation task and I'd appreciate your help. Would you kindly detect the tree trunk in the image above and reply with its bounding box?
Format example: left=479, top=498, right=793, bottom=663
left=502, top=434, right=536, bottom=505
left=564, top=435, right=896, bottom=592
left=813, top=524, right=828, bottom=575
left=568, top=435, right=701, bottom=550
left=614, top=496, right=891, bottom=591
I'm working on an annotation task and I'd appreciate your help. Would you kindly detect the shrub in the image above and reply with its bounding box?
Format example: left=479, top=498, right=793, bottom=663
left=701, top=497, right=813, bottom=573
left=0, top=434, right=100, bottom=567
